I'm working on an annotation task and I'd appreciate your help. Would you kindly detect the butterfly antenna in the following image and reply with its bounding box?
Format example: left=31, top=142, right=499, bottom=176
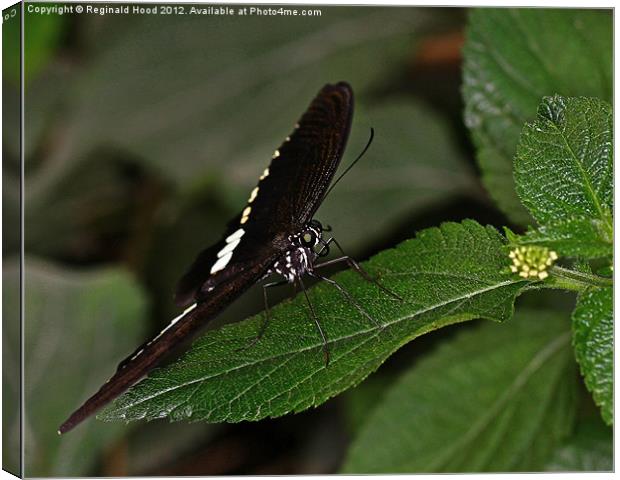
left=323, top=127, right=374, bottom=201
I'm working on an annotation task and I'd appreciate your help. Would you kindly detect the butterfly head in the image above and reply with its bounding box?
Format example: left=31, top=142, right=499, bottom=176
left=298, top=219, right=335, bottom=258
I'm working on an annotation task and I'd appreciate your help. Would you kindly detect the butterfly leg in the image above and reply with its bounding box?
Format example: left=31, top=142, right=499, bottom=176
left=298, top=276, right=330, bottom=367
left=316, top=237, right=402, bottom=301
left=310, top=272, right=383, bottom=331
left=235, top=279, right=289, bottom=353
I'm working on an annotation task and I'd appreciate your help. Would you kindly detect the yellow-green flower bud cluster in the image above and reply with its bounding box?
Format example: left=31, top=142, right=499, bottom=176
left=508, top=246, right=558, bottom=280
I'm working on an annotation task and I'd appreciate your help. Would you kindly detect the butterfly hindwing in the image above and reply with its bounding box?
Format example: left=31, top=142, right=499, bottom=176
left=174, top=230, right=279, bottom=307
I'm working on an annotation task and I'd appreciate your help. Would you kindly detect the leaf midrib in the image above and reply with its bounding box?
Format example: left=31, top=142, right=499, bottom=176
left=108, top=278, right=522, bottom=415
left=547, top=115, right=612, bottom=235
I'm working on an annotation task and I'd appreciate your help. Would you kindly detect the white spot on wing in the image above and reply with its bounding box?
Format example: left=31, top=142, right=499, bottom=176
left=259, top=168, right=270, bottom=180
left=226, top=228, right=245, bottom=243
left=210, top=252, right=233, bottom=274
left=217, top=238, right=241, bottom=258
left=272, top=150, right=280, bottom=159
left=240, top=206, right=252, bottom=224
left=248, top=186, right=259, bottom=203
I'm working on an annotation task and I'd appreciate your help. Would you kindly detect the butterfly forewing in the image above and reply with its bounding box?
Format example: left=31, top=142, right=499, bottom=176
left=252, top=82, right=353, bottom=230
left=175, top=82, right=353, bottom=306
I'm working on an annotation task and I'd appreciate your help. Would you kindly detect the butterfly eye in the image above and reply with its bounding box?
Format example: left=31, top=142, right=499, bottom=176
left=301, top=231, right=316, bottom=246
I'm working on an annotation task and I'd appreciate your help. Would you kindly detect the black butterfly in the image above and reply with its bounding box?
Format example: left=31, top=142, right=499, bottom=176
left=59, top=82, right=389, bottom=434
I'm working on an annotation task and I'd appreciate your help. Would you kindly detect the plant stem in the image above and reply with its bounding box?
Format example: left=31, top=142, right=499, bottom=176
left=548, top=265, right=612, bottom=291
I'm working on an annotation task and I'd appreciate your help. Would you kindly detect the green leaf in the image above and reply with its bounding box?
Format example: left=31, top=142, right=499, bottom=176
left=516, top=218, right=612, bottom=259
left=515, top=96, right=612, bottom=225
left=99, top=220, right=527, bottom=424
left=3, top=258, right=147, bottom=476
left=463, top=9, right=612, bottom=224
left=342, top=310, right=576, bottom=473
left=514, top=96, right=613, bottom=258
left=596, top=265, right=613, bottom=278
left=546, top=418, right=612, bottom=471
left=572, top=286, right=613, bottom=425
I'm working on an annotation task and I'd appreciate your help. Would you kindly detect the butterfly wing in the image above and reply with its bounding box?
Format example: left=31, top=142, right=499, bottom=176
left=59, top=82, right=354, bottom=434
left=175, top=82, right=353, bottom=306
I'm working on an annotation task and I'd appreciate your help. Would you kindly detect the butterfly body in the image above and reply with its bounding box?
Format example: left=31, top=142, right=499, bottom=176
left=59, top=82, right=354, bottom=434
left=268, top=222, right=324, bottom=282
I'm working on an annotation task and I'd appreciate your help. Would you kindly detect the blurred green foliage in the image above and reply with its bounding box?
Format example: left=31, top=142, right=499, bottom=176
left=546, top=417, right=613, bottom=471
left=24, top=12, right=65, bottom=82
left=2, top=7, right=66, bottom=84
left=4, top=258, right=146, bottom=476
left=2, top=5, right=20, bottom=86
left=462, top=9, right=612, bottom=225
